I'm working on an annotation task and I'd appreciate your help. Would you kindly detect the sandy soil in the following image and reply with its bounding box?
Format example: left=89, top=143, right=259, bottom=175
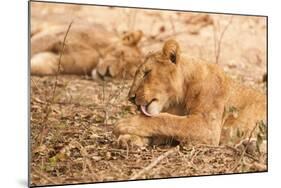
left=30, top=2, right=267, bottom=186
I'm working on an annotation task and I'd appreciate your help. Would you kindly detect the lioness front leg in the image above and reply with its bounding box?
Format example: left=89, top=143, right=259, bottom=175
left=114, top=113, right=221, bottom=146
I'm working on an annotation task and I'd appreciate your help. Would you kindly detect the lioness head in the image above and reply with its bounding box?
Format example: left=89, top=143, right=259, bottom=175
left=92, top=30, right=143, bottom=80
left=128, top=40, right=185, bottom=116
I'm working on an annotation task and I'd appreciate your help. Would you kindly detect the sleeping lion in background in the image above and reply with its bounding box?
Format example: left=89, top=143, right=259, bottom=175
left=31, top=23, right=143, bottom=80
left=114, top=40, right=266, bottom=148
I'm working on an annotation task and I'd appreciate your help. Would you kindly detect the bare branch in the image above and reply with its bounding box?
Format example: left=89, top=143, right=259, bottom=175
left=38, top=21, right=73, bottom=146
left=130, top=146, right=179, bottom=180
left=213, top=16, right=233, bottom=64
left=231, top=122, right=258, bottom=171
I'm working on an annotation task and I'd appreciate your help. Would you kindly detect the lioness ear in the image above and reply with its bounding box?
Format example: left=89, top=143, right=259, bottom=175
left=162, top=39, right=180, bottom=64
left=122, top=30, right=143, bottom=46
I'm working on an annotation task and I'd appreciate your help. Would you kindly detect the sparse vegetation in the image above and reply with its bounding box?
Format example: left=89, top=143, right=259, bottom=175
left=30, top=2, right=267, bottom=186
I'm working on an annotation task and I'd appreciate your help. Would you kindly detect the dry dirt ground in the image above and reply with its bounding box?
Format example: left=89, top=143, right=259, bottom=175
left=30, top=2, right=267, bottom=186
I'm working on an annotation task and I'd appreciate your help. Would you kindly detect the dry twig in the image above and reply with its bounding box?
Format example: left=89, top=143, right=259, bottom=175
left=38, top=21, right=73, bottom=146
left=231, top=122, right=258, bottom=171
left=169, top=16, right=176, bottom=35
left=130, top=146, right=179, bottom=180
left=32, top=167, right=59, bottom=185
left=225, top=145, right=259, bottom=162
left=67, top=140, right=100, bottom=181
left=213, top=16, right=233, bottom=64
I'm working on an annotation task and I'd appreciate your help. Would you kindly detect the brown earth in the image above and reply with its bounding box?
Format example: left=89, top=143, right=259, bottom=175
left=30, top=2, right=267, bottom=186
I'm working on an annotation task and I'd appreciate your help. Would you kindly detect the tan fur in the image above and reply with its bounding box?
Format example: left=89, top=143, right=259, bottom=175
left=114, top=40, right=266, bottom=146
left=31, top=24, right=143, bottom=79
left=93, top=31, right=143, bottom=79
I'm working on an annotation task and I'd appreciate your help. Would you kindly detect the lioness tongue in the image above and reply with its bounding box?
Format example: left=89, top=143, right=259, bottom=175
left=140, top=105, right=153, bottom=117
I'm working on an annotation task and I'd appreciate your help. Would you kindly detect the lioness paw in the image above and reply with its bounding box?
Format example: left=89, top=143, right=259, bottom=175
left=113, top=118, right=137, bottom=136
left=117, top=134, right=150, bottom=148
left=113, top=116, right=149, bottom=137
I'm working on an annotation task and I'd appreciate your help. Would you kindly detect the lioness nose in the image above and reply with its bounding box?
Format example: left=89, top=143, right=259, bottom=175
left=128, top=94, right=136, bottom=104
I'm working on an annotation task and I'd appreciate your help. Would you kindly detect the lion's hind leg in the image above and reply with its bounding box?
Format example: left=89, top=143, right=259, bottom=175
left=221, top=101, right=266, bottom=146
left=31, top=52, right=60, bottom=75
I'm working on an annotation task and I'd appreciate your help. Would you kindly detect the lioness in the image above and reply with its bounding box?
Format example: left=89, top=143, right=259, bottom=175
left=31, top=24, right=143, bottom=80
left=114, top=40, right=266, bottom=147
